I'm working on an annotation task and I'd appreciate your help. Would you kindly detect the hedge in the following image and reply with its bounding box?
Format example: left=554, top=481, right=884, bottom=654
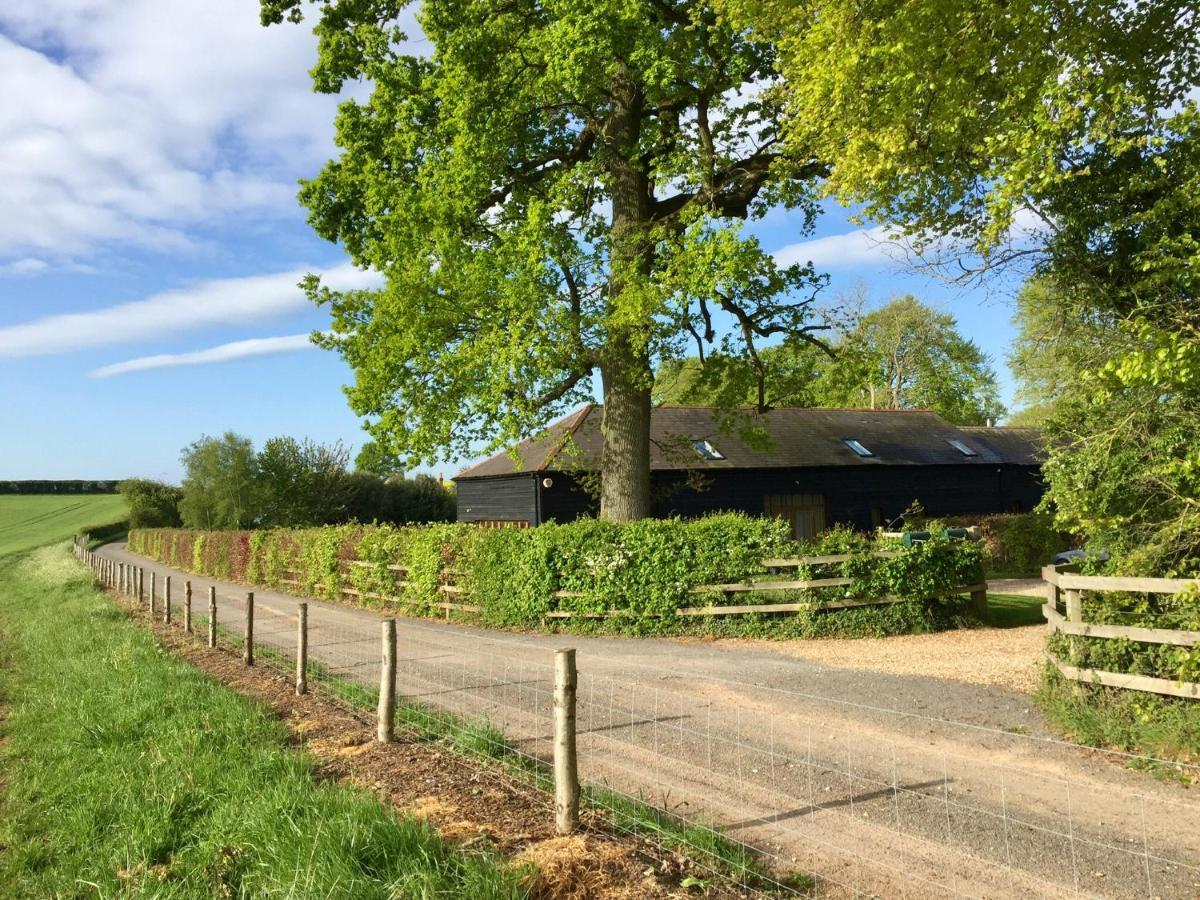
left=129, top=515, right=985, bottom=638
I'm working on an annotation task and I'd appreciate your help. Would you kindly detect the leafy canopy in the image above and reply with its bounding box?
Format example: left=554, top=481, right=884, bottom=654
left=261, top=0, right=831, bottom=471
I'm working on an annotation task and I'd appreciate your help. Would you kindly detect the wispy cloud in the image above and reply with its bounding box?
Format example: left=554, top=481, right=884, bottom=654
left=0, top=257, right=49, bottom=276
left=0, top=262, right=380, bottom=357
left=89, top=333, right=315, bottom=378
left=773, top=226, right=904, bottom=269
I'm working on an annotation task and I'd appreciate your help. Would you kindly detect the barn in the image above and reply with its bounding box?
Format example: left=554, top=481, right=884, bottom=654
left=453, top=405, right=1045, bottom=538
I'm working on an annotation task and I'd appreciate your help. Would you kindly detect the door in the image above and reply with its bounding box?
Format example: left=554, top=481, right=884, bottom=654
left=764, top=494, right=827, bottom=541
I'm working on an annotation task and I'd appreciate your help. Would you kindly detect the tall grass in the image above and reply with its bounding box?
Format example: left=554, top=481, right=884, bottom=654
left=0, top=544, right=531, bottom=898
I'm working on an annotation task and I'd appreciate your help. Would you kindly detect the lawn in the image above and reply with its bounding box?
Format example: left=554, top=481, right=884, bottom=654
left=0, top=493, right=128, bottom=556
left=986, top=592, right=1046, bottom=628
left=0, top=544, right=530, bottom=898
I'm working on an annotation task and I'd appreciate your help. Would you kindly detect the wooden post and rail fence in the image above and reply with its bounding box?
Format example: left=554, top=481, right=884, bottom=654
left=286, top=549, right=990, bottom=622
left=1042, top=565, right=1200, bottom=700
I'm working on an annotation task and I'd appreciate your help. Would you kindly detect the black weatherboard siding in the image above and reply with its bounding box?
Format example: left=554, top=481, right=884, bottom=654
left=454, top=406, right=1047, bottom=532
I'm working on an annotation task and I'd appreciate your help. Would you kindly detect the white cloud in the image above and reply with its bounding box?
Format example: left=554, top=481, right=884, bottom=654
left=0, top=258, right=49, bottom=276
left=0, top=1, right=423, bottom=263
left=89, top=333, right=316, bottom=378
left=773, top=226, right=905, bottom=269
left=0, top=262, right=381, bottom=357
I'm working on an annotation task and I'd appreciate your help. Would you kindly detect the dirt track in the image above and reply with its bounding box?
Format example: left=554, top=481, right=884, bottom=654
left=96, top=543, right=1200, bottom=899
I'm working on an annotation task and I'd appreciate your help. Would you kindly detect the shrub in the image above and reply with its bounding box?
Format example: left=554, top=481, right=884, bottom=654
left=944, top=512, right=1072, bottom=577
left=128, top=515, right=984, bottom=639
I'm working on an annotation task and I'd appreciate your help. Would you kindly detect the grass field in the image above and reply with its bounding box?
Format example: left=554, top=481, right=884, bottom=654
left=0, top=493, right=128, bottom=556
left=985, top=592, right=1046, bottom=628
left=0, top=544, right=530, bottom=898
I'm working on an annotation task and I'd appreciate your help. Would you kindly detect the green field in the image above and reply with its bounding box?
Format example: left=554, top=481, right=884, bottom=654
left=0, top=545, right=528, bottom=897
left=0, top=494, right=128, bottom=556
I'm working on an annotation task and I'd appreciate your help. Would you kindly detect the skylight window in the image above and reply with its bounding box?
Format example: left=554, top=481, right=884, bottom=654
left=842, top=438, right=873, bottom=457
left=947, top=439, right=978, bottom=457
left=691, top=439, right=725, bottom=460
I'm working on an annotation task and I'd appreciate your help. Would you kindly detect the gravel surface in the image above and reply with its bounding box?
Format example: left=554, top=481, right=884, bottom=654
left=716, top=627, right=1046, bottom=693
left=97, top=543, right=1200, bottom=900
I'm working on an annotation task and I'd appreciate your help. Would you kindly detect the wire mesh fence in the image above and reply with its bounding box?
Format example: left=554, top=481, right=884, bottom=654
left=74, top=539, right=1200, bottom=900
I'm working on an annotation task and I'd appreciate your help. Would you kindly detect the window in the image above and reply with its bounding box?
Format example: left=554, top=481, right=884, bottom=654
left=947, top=439, right=978, bottom=457
left=842, top=438, right=873, bottom=457
left=691, top=438, right=725, bottom=460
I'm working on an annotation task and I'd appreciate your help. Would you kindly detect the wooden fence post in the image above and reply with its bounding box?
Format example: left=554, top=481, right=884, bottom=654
left=377, top=618, right=396, bottom=743
left=137, top=567, right=144, bottom=603
left=150, top=572, right=157, bottom=615
left=296, top=603, right=308, bottom=696
left=554, top=648, right=580, bottom=835
left=1065, top=588, right=1083, bottom=623
left=184, top=582, right=192, bottom=634
left=164, top=576, right=173, bottom=625
left=119, top=563, right=125, bottom=594
left=244, top=592, right=254, bottom=666
left=970, top=587, right=988, bottom=621
left=207, top=587, right=217, bottom=648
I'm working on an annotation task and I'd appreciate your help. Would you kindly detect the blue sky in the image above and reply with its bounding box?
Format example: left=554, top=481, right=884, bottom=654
left=0, top=1, right=1024, bottom=482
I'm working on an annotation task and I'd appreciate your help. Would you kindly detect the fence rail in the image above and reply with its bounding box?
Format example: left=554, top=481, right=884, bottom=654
left=332, top=549, right=989, bottom=621
left=1042, top=565, right=1200, bottom=699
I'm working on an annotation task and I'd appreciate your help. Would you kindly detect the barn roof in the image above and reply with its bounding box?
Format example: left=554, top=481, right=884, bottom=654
left=454, top=405, right=1044, bottom=479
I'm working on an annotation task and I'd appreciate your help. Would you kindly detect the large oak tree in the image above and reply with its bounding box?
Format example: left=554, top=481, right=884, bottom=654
left=262, top=0, right=832, bottom=520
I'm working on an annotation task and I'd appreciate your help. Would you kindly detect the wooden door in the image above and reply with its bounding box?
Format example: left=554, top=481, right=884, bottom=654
left=764, top=494, right=827, bottom=541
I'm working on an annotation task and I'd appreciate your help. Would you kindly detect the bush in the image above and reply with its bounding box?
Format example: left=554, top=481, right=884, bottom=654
left=129, top=515, right=985, bottom=639
left=944, top=512, right=1072, bottom=578
left=118, top=478, right=182, bottom=528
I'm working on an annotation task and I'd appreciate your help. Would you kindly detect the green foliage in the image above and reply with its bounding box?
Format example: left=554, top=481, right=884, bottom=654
left=943, top=512, right=1072, bottom=578
left=131, top=515, right=984, bottom=639
left=178, top=432, right=260, bottom=530
left=118, top=478, right=182, bottom=529
left=1037, top=666, right=1200, bottom=768
left=354, top=440, right=406, bottom=478
left=0, top=545, right=528, bottom=897
left=757, top=0, right=1200, bottom=301
left=653, top=295, right=1004, bottom=425
left=257, top=436, right=353, bottom=527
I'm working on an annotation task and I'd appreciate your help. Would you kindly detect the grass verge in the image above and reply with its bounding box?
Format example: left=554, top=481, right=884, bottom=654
left=0, top=544, right=530, bottom=898
left=242, top=629, right=813, bottom=895
left=1036, top=665, right=1200, bottom=780
left=985, top=593, right=1046, bottom=629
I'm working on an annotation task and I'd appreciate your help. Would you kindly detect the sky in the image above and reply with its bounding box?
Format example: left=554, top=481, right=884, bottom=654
left=0, top=1, right=1024, bottom=483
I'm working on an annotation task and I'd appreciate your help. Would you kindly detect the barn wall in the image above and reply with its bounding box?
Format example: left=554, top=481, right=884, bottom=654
left=455, top=474, right=538, bottom=524
left=463, top=464, right=1047, bottom=529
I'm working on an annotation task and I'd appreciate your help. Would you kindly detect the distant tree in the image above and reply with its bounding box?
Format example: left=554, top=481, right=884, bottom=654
left=118, top=479, right=183, bottom=528
left=178, top=433, right=260, bottom=530
left=354, top=441, right=405, bottom=480
left=257, top=437, right=354, bottom=527
left=653, top=295, right=1003, bottom=425
left=820, top=296, right=1004, bottom=425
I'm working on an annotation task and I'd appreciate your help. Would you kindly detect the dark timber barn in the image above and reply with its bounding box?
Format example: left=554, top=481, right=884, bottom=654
left=453, top=405, right=1045, bottom=538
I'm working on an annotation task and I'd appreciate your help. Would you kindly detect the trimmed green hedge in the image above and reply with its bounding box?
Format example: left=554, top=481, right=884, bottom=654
left=129, top=516, right=984, bottom=638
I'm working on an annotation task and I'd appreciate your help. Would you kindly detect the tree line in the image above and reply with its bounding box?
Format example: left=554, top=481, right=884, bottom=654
left=120, top=435, right=455, bottom=530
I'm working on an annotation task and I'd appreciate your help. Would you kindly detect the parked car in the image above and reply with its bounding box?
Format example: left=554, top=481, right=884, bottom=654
left=1052, top=547, right=1110, bottom=566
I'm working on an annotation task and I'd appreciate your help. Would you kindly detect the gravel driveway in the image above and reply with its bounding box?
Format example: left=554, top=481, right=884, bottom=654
left=96, top=543, right=1200, bottom=900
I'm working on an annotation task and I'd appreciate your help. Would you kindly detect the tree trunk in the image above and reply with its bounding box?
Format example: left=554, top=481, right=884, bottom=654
left=600, top=359, right=653, bottom=521
left=600, top=63, right=654, bottom=522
